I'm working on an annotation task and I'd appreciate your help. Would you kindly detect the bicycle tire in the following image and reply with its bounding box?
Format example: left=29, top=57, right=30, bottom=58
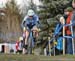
left=28, top=36, right=33, bottom=54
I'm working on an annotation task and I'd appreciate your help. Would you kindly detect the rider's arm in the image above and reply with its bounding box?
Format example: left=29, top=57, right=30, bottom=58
left=35, top=15, right=40, bottom=28
left=21, top=16, right=28, bottom=29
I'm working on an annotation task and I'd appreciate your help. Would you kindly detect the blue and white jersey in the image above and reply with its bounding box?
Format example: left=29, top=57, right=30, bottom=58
left=21, top=15, right=39, bottom=29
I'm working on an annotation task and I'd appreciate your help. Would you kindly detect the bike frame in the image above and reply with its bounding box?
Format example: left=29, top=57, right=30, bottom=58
left=28, top=30, right=35, bottom=54
left=29, top=30, right=34, bottom=48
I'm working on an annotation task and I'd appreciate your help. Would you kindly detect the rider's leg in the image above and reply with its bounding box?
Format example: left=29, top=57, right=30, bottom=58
left=25, top=30, right=29, bottom=53
left=32, top=26, right=39, bottom=38
left=22, top=38, right=26, bottom=54
left=25, top=30, right=29, bottom=45
left=33, top=30, right=39, bottom=38
left=36, top=31, right=39, bottom=37
left=23, top=30, right=29, bottom=54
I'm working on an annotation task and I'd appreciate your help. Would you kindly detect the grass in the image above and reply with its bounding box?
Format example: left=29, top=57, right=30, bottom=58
left=0, top=54, right=75, bottom=61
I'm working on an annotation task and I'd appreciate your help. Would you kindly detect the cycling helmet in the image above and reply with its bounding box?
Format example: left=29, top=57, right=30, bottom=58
left=27, top=9, right=35, bottom=16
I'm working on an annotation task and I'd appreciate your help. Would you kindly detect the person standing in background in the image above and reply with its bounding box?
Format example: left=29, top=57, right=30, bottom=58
left=72, top=0, right=75, bottom=53
left=63, top=7, right=73, bottom=54
left=65, top=7, right=73, bottom=54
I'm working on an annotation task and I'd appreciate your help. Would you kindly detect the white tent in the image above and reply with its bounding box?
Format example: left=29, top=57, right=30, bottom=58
left=0, top=43, right=16, bottom=54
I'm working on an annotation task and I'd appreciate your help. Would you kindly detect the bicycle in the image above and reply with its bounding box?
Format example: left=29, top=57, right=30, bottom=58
left=27, top=29, right=35, bottom=54
left=23, top=27, right=40, bottom=54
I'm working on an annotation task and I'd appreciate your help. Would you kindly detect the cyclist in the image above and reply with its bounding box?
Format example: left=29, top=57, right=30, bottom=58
left=21, top=9, right=40, bottom=54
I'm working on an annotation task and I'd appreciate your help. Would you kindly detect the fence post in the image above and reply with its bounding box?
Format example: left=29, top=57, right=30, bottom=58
left=63, top=17, right=65, bottom=55
left=48, top=37, right=51, bottom=56
left=70, top=21, right=74, bottom=55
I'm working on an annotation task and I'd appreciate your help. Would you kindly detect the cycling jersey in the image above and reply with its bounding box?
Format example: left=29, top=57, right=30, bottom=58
left=21, top=15, right=39, bottom=29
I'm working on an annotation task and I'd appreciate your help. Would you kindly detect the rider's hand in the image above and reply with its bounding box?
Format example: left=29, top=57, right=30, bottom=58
left=38, top=28, right=41, bottom=31
left=23, top=27, right=26, bottom=31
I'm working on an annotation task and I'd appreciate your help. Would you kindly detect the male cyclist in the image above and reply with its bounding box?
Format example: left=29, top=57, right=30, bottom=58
left=21, top=9, right=40, bottom=54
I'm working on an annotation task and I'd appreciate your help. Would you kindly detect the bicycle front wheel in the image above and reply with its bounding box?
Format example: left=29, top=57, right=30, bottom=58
left=28, top=37, right=33, bottom=54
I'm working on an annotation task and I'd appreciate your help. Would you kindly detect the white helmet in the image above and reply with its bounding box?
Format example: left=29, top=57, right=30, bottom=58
left=27, top=9, right=35, bottom=16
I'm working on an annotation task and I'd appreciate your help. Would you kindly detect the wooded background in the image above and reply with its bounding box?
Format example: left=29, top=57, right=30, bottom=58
left=0, top=0, right=72, bottom=47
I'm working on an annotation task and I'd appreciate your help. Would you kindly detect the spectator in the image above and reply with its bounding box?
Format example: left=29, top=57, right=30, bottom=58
left=15, top=40, right=19, bottom=53
left=65, top=7, right=73, bottom=54
left=54, top=14, right=65, bottom=55
left=63, top=7, right=73, bottom=54
left=72, top=0, right=75, bottom=54
left=15, top=37, right=23, bottom=54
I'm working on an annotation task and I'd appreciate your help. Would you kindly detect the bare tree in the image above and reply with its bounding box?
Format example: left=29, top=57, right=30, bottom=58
left=19, top=0, right=30, bottom=17
left=0, top=0, right=22, bottom=42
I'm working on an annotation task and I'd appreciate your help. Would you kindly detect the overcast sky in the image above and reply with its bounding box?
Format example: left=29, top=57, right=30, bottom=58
left=0, top=0, right=40, bottom=8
